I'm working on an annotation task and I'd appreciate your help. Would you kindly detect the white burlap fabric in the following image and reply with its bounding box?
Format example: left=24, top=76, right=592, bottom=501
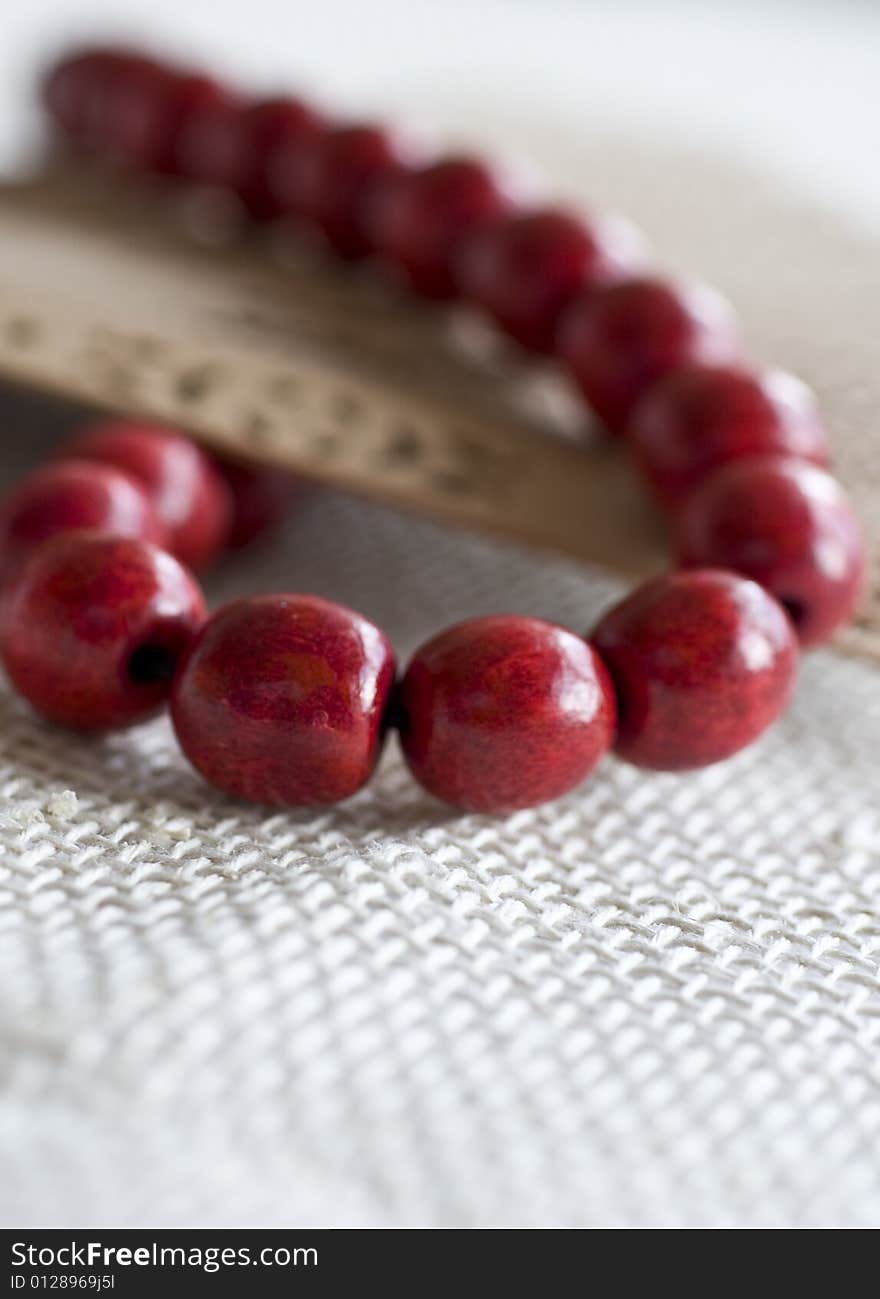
left=2, top=0, right=879, bottom=1228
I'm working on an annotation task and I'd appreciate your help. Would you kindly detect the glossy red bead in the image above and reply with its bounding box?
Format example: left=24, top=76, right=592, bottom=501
left=1, top=532, right=205, bottom=730
left=676, top=455, right=865, bottom=647
left=174, top=95, right=324, bottom=218
left=0, top=459, right=163, bottom=587
left=397, top=615, right=616, bottom=812
left=591, top=569, right=798, bottom=770
left=171, top=595, right=396, bottom=805
left=456, top=207, right=642, bottom=353
left=216, top=459, right=299, bottom=550
left=368, top=157, right=513, bottom=299
left=63, top=421, right=232, bottom=572
left=558, top=276, right=739, bottom=433
left=627, top=362, right=830, bottom=506
left=269, top=122, right=407, bottom=259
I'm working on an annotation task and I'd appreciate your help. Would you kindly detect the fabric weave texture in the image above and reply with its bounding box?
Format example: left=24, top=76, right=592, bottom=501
left=2, top=48, right=880, bottom=1226
left=3, top=481, right=879, bottom=1227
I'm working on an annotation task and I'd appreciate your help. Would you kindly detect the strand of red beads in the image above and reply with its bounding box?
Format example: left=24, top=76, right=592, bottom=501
left=0, top=44, right=865, bottom=813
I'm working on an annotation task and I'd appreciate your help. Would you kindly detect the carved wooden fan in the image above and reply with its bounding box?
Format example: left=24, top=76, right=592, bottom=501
left=0, top=162, right=874, bottom=662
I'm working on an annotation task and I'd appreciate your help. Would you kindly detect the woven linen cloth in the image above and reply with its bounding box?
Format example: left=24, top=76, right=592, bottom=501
left=2, top=0, right=880, bottom=1229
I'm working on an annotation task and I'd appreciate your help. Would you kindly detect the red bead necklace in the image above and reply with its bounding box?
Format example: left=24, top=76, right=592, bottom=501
left=0, top=43, right=865, bottom=813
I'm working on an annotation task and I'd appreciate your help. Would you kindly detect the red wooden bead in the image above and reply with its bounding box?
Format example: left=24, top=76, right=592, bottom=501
left=1, top=532, right=205, bottom=730
left=455, top=208, right=642, bottom=353
left=269, top=122, right=407, bottom=259
left=42, top=48, right=94, bottom=135
left=676, top=455, right=865, bottom=648
left=557, top=276, right=739, bottom=433
left=591, top=569, right=798, bottom=770
left=627, top=362, right=830, bottom=505
left=174, top=95, right=324, bottom=219
left=215, top=459, right=299, bottom=550
left=0, top=459, right=163, bottom=587
left=96, top=61, right=236, bottom=174
left=397, top=615, right=616, bottom=812
left=171, top=595, right=396, bottom=805
left=63, top=421, right=232, bottom=572
left=242, top=97, right=327, bottom=219
left=42, top=47, right=132, bottom=140
left=368, top=156, right=513, bottom=299
left=171, top=95, right=246, bottom=188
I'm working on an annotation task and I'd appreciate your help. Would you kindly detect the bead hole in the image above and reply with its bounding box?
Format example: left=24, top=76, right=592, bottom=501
left=128, top=643, right=177, bottom=686
left=780, top=597, right=807, bottom=629
left=385, top=688, right=408, bottom=735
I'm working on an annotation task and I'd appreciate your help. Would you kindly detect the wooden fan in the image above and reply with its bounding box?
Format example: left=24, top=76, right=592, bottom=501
left=0, top=162, right=874, bottom=662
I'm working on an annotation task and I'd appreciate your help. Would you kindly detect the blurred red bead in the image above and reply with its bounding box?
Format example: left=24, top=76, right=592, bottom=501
left=172, top=95, right=245, bottom=188
left=216, top=459, right=298, bottom=549
left=1, top=532, right=205, bottom=730
left=239, top=97, right=327, bottom=219
left=101, top=54, right=178, bottom=154
left=171, top=594, right=395, bottom=805
left=592, top=569, right=797, bottom=770
left=397, top=615, right=616, bottom=812
left=174, top=94, right=324, bottom=218
left=456, top=207, right=642, bottom=353
left=41, top=47, right=130, bottom=139
left=42, top=48, right=91, bottom=134
left=0, top=459, right=163, bottom=586
left=368, top=156, right=513, bottom=299
left=676, top=455, right=865, bottom=648
left=269, top=122, right=410, bottom=258
left=94, top=61, right=237, bottom=173
left=558, top=276, right=739, bottom=433
left=627, top=362, right=830, bottom=505
left=62, top=421, right=232, bottom=572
